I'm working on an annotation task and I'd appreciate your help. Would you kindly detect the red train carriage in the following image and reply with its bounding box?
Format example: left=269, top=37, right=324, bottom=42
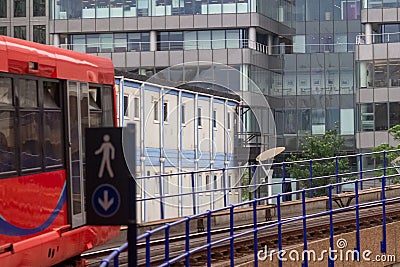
left=0, top=36, right=120, bottom=266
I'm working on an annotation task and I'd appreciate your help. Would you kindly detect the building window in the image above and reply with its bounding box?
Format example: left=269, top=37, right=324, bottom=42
left=213, top=110, right=217, bottom=128
left=359, top=104, right=374, bottom=132
left=198, top=107, right=202, bottom=127
left=213, top=175, right=218, bottom=189
left=375, top=103, right=388, bottom=131
left=206, top=175, right=210, bottom=190
left=163, top=176, right=169, bottom=194
left=163, top=102, right=168, bottom=122
left=134, top=97, right=140, bottom=119
left=33, top=25, right=46, bottom=44
left=158, top=32, right=183, bottom=51
left=33, top=0, right=45, bottom=16
left=123, top=95, right=129, bottom=117
left=390, top=102, right=400, bottom=128
left=181, top=104, right=185, bottom=124
left=154, top=100, right=159, bottom=121
left=228, top=175, right=232, bottom=192
left=72, top=35, right=86, bottom=53
left=0, top=0, right=6, bottom=18
left=0, top=27, right=7, bottom=36
left=128, top=32, right=150, bottom=51
left=227, top=112, right=231, bottom=130
left=14, top=26, right=26, bottom=40
left=197, top=174, right=202, bottom=191
left=14, top=0, right=26, bottom=17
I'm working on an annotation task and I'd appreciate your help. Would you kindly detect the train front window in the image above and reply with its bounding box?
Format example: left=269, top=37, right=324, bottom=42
left=102, top=85, right=114, bottom=127
left=89, top=87, right=102, bottom=127
left=89, top=85, right=114, bottom=127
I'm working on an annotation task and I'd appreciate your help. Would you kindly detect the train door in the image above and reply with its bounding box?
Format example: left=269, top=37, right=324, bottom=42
left=67, top=81, right=89, bottom=228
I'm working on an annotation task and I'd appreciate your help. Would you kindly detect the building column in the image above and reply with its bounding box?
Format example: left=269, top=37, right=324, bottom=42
left=365, top=23, right=372, bottom=44
left=267, top=34, right=273, bottom=55
left=150, top=30, right=157, bottom=52
left=53, top=34, right=60, bottom=47
left=248, top=27, right=256, bottom=50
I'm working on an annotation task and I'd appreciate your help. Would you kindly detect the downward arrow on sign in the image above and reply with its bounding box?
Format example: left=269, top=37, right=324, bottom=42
left=98, top=190, right=114, bottom=211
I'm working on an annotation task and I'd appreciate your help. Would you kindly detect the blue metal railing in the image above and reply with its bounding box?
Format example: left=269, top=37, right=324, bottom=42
left=100, top=149, right=400, bottom=267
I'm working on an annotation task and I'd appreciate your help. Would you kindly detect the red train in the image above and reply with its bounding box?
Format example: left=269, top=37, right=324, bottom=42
left=0, top=36, right=120, bottom=266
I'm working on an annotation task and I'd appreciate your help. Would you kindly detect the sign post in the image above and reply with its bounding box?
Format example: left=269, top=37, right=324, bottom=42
left=85, top=125, right=137, bottom=266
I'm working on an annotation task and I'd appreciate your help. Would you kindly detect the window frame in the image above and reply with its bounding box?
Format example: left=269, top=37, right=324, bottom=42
left=0, top=74, right=66, bottom=179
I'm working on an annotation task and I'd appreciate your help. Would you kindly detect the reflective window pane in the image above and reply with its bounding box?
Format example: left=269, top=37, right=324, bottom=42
left=18, top=79, right=38, bottom=107
left=33, top=25, right=46, bottom=44
left=0, top=0, right=6, bottom=18
left=0, top=78, right=13, bottom=106
left=14, top=0, right=26, bottom=17
left=375, top=103, right=388, bottom=131
left=20, top=111, right=41, bottom=170
left=14, top=26, right=26, bottom=40
left=0, top=111, right=15, bottom=173
left=33, top=0, right=45, bottom=16
left=102, top=85, right=114, bottom=126
left=44, top=112, right=63, bottom=167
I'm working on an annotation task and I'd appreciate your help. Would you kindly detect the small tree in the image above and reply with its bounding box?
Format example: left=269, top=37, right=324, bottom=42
left=372, top=125, right=400, bottom=182
left=287, top=129, right=351, bottom=196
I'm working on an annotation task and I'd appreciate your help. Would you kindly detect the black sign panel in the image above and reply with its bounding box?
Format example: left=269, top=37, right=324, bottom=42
left=85, top=127, right=135, bottom=225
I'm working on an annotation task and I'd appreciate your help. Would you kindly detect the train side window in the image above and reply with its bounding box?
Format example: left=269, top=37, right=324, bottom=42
left=43, top=81, right=63, bottom=168
left=43, top=81, right=61, bottom=108
left=17, top=79, right=41, bottom=171
left=44, top=112, right=63, bottom=168
left=20, top=111, right=41, bottom=170
left=0, top=111, right=16, bottom=173
left=17, top=79, right=38, bottom=107
left=0, top=78, right=13, bottom=105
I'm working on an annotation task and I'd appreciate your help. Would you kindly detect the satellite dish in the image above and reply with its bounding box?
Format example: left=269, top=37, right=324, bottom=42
left=256, top=147, right=285, bottom=162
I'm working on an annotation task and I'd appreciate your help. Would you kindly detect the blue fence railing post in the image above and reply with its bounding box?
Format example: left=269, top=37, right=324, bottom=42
left=185, top=217, right=191, bottom=266
left=277, top=194, right=282, bottom=267
left=252, top=165, right=258, bottom=200
left=165, top=223, right=170, bottom=265
left=207, top=210, right=212, bottom=267
left=223, top=168, right=228, bottom=207
left=229, top=205, right=234, bottom=267
left=113, top=252, right=119, bottom=267
left=191, top=172, right=196, bottom=215
left=253, top=198, right=259, bottom=267
left=145, top=232, right=151, bottom=267
left=328, top=185, right=334, bottom=267
left=160, top=174, right=165, bottom=219
left=309, top=160, right=313, bottom=198
left=335, top=156, right=339, bottom=194
left=381, top=175, right=387, bottom=253
left=383, top=151, right=387, bottom=177
left=282, top=162, right=286, bottom=195
left=355, top=180, right=360, bottom=260
left=301, top=190, right=308, bottom=267
left=359, top=154, right=363, bottom=190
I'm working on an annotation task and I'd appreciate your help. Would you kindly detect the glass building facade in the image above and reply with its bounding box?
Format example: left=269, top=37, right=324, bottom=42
left=47, top=0, right=367, bottom=154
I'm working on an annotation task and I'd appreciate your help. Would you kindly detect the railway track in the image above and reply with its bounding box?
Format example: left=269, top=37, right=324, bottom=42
left=84, top=199, right=400, bottom=266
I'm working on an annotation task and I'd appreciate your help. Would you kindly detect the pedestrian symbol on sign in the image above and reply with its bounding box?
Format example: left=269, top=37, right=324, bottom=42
left=95, top=134, right=115, bottom=178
